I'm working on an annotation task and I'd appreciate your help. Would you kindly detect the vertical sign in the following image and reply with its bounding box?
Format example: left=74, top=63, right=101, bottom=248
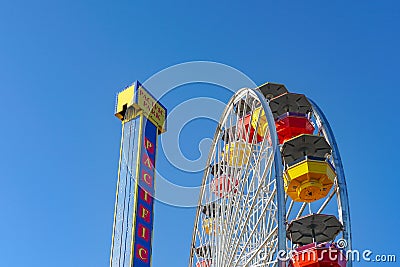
left=132, top=117, right=157, bottom=266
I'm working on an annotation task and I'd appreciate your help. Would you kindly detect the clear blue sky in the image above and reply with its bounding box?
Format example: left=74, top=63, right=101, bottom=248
left=0, top=0, right=399, bottom=266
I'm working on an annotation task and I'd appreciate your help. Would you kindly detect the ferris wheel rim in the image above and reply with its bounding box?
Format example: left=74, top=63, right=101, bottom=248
left=309, top=99, right=352, bottom=264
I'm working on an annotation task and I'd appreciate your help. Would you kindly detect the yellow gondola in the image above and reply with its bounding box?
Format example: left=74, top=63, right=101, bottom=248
left=223, top=141, right=251, bottom=167
left=251, top=107, right=269, bottom=138
left=284, top=157, right=335, bottom=202
left=202, top=218, right=215, bottom=235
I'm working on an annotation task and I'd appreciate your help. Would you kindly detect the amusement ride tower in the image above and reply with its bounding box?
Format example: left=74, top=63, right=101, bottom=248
left=110, top=81, right=167, bottom=267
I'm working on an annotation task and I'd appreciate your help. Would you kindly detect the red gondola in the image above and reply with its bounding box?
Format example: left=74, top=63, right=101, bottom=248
left=289, top=242, right=347, bottom=267
left=196, top=259, right=212, bottom=267
left=211, top=175, right=238, bottom=197
left=237, top=113, right=264, bottom=143
left=276, top=113, right=314, bottom=144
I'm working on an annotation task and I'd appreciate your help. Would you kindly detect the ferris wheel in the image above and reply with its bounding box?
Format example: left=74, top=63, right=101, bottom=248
left=189, top=83, right=352, bottom=267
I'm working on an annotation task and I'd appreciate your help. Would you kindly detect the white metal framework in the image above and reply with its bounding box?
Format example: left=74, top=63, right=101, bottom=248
left=189, top=87, right=352, bottom=267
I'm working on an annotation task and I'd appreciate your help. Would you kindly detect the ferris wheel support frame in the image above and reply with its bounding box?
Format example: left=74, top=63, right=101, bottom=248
left=310, top=99, right=352, bottom=267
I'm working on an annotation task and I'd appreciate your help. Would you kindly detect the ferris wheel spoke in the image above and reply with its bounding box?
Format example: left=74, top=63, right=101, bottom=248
left=222, top=146, right=273, bottom=243
left=227, top=190, right=277, bottom=266
left=295, top=202, right=307, bottom=219
left=270, top=258, right=279, bottom=267
left=316, top=184, right=338, bottom=214
left=239, top=226, right=278, bottom=267
left=224, top=155, right=274, bottom=262
left=286, top=199, right=294, bottom=220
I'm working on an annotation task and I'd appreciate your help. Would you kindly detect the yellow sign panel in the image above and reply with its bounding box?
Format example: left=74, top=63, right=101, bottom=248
left=115, top=81, right=167, bottom=133
left=137, top=86, right=167, bottom=132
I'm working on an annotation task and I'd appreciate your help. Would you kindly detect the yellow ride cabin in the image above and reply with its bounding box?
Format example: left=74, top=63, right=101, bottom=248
left=283, top=157, right=335, bottom=202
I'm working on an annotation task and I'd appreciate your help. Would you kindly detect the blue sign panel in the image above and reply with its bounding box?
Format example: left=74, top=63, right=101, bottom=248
left=132, top=117, right=157, bottom=266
